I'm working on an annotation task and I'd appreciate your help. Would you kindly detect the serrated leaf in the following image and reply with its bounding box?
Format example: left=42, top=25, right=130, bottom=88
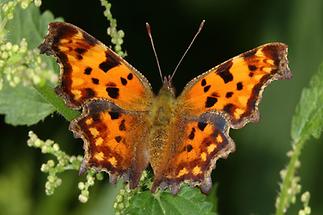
left=126, top=186, right=216, bottom=215
left=6, top=4, right=63, bottom=73
left=291, top=63, right=323, bottom=142
left=0, top=82, right=55, bottom=126
left=6, top=4, right=61, bottom=48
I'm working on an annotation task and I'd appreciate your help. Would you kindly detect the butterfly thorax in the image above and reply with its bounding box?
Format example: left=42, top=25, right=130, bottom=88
left=149, top=81, right=176, bottom=133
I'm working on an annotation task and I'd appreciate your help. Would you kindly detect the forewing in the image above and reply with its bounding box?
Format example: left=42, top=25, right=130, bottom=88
left=71, top=100, right=150, bottom=188
left=178, top=43, right=291, bottom=128
left=39, top=22, right=153, bottom=111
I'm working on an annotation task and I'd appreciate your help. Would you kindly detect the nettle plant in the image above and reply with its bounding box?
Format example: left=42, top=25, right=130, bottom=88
left=0, top=1, right=322, bottom=214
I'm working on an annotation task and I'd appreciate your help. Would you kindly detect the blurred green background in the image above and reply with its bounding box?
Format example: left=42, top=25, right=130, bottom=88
left=1, top=0, right=323, bottom=214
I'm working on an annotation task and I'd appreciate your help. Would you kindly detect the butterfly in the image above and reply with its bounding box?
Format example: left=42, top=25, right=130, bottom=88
left=39, top=22, right=291, bottom=194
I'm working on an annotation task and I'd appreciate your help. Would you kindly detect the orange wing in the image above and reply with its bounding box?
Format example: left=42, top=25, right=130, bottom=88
left=150, top=43, right=292, bottom=193
left=71, top=100, right=150, bottom=188
left=39, top=22, right=153, bottom=111
left=178, top=43, right=292, bottom=128
left=151, top=112, right=235, bottom=194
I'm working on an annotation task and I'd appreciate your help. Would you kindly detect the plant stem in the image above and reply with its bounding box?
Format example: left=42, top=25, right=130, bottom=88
left=275, top=137, right=305, bottom=215
left=33, top=83, right=80, bottom=121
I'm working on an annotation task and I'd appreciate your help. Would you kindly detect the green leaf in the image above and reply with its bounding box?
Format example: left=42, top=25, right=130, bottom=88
left=206, top=184, right=218, bottom=213
left=6, top=4, right=63, bottom=73
left=0, top=82, right=55, bottom=126
left=6, top=4, right=61, bottom=48
left=126, top=186, right=216, bottom=215
left=291, top=63, right=323, bottom=142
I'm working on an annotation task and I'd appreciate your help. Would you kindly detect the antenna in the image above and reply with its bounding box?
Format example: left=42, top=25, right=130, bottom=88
left=146, top=22, right=163, bottom=82
left=170, top=20, right=205, bottom=81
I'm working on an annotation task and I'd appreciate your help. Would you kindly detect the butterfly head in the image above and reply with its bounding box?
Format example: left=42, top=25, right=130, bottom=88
left=159, top=75, right=176, bottom=97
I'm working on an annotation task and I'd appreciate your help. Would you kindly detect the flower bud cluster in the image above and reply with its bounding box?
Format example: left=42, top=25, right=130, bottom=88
left=1, top=0, right=42, bottom=24
left=78, top=170, right=104, bottom=203
left=100, top=0, right=126, bottom=57
left=0, top=0, right=56, bottom=90
left=298, top=192, right=311, bottom=215
left=0, top=39, right=57, bottom=90
left=27, top=131, right=105, bottom=202
left=27, top=131, right=83, bottom=195
left=114, top=171, right=149, bottom=214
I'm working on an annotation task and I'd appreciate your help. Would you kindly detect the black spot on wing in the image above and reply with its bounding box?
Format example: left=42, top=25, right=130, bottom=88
left=92, top=78, right=99, bottom=85
left=201, top=79, right=206, bottom=86
left=205, top=97, right=218, bottom=108
left=120, top=77, right=127, bottom=86
left=186, top=144, right=193, bottom=152
left=99, top=51, right=121, bottom=73
left=119, top=119, right=126, bottom=131
left=106, top=87, right=119, bottom=99
left=226, top=92, right=233, bottom=98
left=99, top=62, right=114, bottom=72
left=203, top=85, right=211, bottom=93
left=84, top=67, right=92, bottom=75
left=236, top=82, right=243, bottom=90
left=198, top=122, right=207, bottom=131
left=188, top=128, right=195, bottom=140
left=217, top=60, right=233, bottom=83
left=108, top=111, right=120, bottom=120
left=115, top=136, right=122, bottom=143
left=127, top=73, right=133, bottom=80
left=248, top=65, right=257, bottom=71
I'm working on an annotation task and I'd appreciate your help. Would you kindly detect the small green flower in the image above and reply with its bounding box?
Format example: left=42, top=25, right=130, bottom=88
left=113, top=170, right=150, bottom=214
left=100, top=0, right=126, bottom=57
left=298, top=192, right=311, bottom=215
left=0, top=0, right=54, bottom=90
left=27, top=131, right=106, bottom=202
left=34, top=0, right=42, bottom=7
left=0, top=37, right=58, bottom=90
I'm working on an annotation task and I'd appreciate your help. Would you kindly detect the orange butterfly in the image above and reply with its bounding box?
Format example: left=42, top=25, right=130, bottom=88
left=39, top=22, right=291, bottom=194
